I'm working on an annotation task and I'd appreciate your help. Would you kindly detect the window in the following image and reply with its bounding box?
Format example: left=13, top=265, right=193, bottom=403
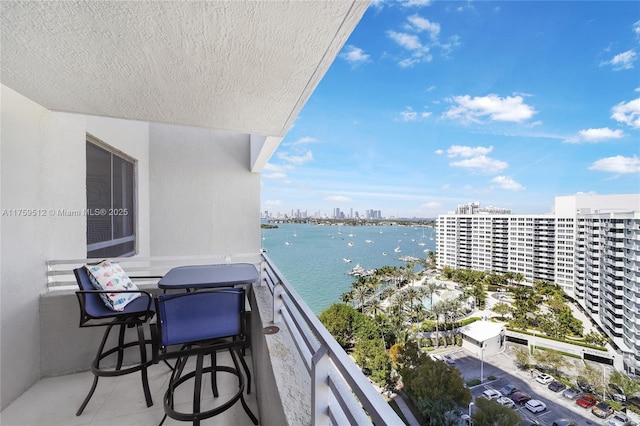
left=86, top=137, right=135, bottom=258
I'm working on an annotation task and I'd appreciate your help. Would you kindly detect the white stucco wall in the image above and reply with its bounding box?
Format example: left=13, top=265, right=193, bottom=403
left=148, top=123, right=261, bottom=258
left=0, top=85, right=151, bottom=408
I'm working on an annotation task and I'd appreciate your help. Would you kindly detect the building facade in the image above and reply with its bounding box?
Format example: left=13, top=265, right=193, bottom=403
left=437, top=194, right=640, bottom=373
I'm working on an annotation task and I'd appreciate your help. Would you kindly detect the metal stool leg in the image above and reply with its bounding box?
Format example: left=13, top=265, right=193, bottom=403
left=76, top=323, right=114, bottom=416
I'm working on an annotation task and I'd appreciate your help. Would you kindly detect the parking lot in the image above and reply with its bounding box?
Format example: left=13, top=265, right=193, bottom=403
left=439, top=345, right=619, bottom=426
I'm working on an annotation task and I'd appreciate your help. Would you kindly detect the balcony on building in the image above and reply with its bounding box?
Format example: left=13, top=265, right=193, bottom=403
left=0, top=2, right=403, bottom=425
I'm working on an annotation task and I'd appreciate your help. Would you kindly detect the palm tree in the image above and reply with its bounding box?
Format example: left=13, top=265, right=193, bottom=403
left=403, top=286, right=420, bottom=310
left=352, top=284, right=372, bottom=312
left=430, top=300, right=447, bottom=348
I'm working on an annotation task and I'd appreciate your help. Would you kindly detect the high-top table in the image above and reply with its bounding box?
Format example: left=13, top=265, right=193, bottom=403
left=157, top=263, right=259, bottom=291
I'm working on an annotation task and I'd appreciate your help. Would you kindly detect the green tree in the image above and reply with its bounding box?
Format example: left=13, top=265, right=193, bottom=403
left=583, top=331, right=608, bottom=346
left=491, top=302, right=511, bottom=320
left=397, top=341, right=471, bottom=422
left=512, top=346, right=531, bottom=370
left=472, top=397, right=522, bottom=426
left=609, top=370, right=640, bottom=397
left=352, top=337, right=391, bottom=387
left=430, top=300, right=447, bottom=348
left=318, top=303, right=359, bottom=349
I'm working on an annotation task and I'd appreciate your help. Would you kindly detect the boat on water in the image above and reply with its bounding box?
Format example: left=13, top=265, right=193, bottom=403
left=347, top=264, right=375, bottom=277
left=347, top=241, right=354, bottom=247
left=285, top=241, right=291, bottom=245
left=382, top=252, right=387, bottom=256
left=365, top=239, right=373, bottom=243
left=418, top=229, right=426, bottom=246
left=343, top=258, right=351, bottom=263
left=394, top=246, right=401, bottom=253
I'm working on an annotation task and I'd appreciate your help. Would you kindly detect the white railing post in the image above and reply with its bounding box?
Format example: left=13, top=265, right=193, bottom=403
left=311, top=347, right=330, bottom=426
left=273, top=280, right=284, bottom=324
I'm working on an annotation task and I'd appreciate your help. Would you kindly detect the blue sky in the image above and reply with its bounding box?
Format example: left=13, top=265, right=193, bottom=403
left=261, top=1, right=640, bottom=218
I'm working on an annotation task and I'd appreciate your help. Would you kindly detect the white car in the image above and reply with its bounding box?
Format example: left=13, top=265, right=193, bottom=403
left=481, top=389, right=502, bottom=400
left=496, top=396, right=515, bottom=408
left=535, top=373, right=554, bottom=385
left=525, top=399, right=547, bottom=413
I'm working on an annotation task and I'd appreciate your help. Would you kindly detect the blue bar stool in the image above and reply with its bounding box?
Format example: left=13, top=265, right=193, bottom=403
left=152, top=288, right=258, bottom=425
left=73, top=266, right=155, bottom=415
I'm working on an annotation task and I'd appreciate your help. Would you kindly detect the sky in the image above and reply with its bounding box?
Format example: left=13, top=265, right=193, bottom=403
left=261, top=0, right=640, bottom=218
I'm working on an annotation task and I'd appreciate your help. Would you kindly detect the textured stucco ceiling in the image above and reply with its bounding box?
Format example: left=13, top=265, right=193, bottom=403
left=1, top=1, right=368, bottom=137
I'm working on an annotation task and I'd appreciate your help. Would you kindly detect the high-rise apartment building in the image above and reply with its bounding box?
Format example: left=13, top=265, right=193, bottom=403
left=437, top=194, right=640, bottom=373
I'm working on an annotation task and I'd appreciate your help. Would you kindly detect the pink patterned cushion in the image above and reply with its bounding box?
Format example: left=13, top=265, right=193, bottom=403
left=85, top=260, right=140, bottom=311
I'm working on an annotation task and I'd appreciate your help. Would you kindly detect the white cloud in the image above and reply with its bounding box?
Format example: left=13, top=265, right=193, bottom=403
left=420, top=201, right=442, bottom=208
left=402, top=0, right=432, bottom=7
left=262, top=172, right=287, bottom=180
left=434, top=149, right=444, bottom=155
left=398, top=107, right=431, bottom=122
left=491, top=176, right=525, bottom=191
left=426, top=85, right=436, bottom=92
left=450, top=155, right=508, bottom=174
left=446, top=145, right=493, bottom=158
left=263, top=200, right=282, bottom=207
left=282, top=136, right=317, bottom=147
left=444, top=94, right=537, bottom=123
left=277, top=150, right=313, bottom=166
left=589, top=155, right=640, bottom=174
left=340, top=45, right=371, bottom=66
left=634, top=20, right=640, bottom=38
left=600, top=50, right=637, bottom=70
left=565, top=127, right=624, bottom=143
left=387, top=30, right=423, bottom=51
left=325, top=195, right=352, bottom=203
left=611, top=97, right=640, bottom=129
left=406, top=15, right=440, bottom=40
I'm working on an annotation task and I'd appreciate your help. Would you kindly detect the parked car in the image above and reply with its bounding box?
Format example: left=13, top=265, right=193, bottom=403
left=536, top=373, right=554, bottom=385
left=552, top=419, right=578, bottom=426
left=577, top=376, right=595, bottom=393
left=430, top=354, right=444, bottom=362
left=499, top=384, right=518, bottom=396
left=607, top=412, right=632, bottom=426
left=496, top=396, right=515, bottom=408
left=525, top=399, right=547, bottom=413
left=562, top=387, right=581, bottom=400
left=592, top=401, right=614, bottom=419
left=607, top=383, right=626, bottom=402
left=548, top=380, right=566, bottom=392
left=443, top=354, right=456, bottom=365
left=576, top=394, right=597, bottom=408
left=481, top=389, right=502, bottom=400
left=627, top=396, right=640, bottom=411
left=511, top=392, right=532, bottom=405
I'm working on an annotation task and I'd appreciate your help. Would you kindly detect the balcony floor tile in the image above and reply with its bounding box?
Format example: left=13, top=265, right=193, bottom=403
left=1, top=352, right=258, bottom=426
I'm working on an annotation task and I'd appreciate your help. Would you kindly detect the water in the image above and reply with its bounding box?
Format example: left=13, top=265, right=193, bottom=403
left=261, top=222, right=437, bottom=315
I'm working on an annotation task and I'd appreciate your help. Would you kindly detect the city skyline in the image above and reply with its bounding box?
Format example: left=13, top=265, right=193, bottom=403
left=260, top=1, right=640, bottom=218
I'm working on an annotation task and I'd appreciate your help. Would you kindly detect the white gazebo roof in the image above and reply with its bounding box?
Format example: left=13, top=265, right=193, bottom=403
left=460, top=320, right=504, bottom=343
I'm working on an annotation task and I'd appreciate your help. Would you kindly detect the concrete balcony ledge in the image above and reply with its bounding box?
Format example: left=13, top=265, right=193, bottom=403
left=250, top=283, right=312, bottom=426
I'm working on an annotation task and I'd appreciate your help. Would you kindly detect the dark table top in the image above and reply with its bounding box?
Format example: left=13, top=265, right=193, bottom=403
left=157, top=263, right=259, bottom=289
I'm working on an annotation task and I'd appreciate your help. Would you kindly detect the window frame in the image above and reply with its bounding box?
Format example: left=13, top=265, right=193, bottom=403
left=86, top=134, right=137, bottom=258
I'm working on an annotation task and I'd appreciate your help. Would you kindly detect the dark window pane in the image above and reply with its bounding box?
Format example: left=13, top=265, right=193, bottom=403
left=112, top=156, right=134, bottom=239
left=86, top=142, right=112, bottom=245
left=86, top=140, right=135, bottom=257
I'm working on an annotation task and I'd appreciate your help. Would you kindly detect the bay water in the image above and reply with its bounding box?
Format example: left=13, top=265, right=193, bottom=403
left=261, top=222, right=437, bottom=315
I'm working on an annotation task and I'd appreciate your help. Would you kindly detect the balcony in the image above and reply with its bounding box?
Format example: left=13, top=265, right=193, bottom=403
left=1, top=255, right=402, bottom=425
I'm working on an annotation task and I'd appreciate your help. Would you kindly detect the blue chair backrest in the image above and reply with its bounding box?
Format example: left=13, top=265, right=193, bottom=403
left=157, top=289, right=244, bottom=347
left=74, top=266, right=114, bottom=318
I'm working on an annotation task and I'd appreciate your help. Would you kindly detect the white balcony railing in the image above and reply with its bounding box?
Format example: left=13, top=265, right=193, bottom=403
left=260, top=254, right=402, bottom=425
